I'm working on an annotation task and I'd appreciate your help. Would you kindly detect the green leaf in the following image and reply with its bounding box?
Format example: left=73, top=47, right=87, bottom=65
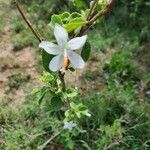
left=64, top=18, right=86, bottom=32
left=51, top=96, right=63, bottom=111
left=40, top=72, right=54, bottom=83
left=80, top=140, right=92, bottom=150
left=38, top=87, right=48, bottom=104
left=73, top=0, right=87, bottom=9
left=65, top=89, right=78, bottom=98
left=51, top=15, right=63, bottom=26
left=68, top=67, right=75, bottom=72
left=31, top=88, right=41, bottom=94
left=67, top=140, right=74, bottom=150
left=81, top=42, right=91, bottom=62
left=61, top=12, right=70, bottom=19
left=61, top=12, right=70, bottom=23
left=41, top=50, right=54, bottom=73
left=97, top=0, right=107, bottom=11
left=69, top=12, right=82, bottom=20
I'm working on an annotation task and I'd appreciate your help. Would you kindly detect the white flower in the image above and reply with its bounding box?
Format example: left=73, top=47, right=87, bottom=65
left=39, top=24, right=87, bottom=72
left=63, top=121, right=77, bottom=130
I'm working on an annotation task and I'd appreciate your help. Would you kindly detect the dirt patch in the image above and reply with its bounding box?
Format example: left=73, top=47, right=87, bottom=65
left=0, top=27, right=41, bottom=107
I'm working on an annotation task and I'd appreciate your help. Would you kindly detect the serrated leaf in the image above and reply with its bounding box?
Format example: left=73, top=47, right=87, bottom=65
left=61, top=12, right=70, bottom=19
left=81, top=42, right=91, bottom=62
left=64, top=18, right=86, bottom=32
left=61, top=12, right=70, bottom=23
left=51, top=15, right=63, bottom=26
left=51, top=96, right=63, bottom=111
left=41, top=50, right=54, bottom=73
left=66, top=89, right=78, bottom=98
left=73, top=0, right=87, bottom=9
left=69, top=12, right=82, bottom=20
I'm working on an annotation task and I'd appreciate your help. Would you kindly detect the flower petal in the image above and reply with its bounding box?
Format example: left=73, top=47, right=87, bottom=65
left=39, top=41, right=61, bottom=55
left=49, top=54, right=63, bottom=72
left=67, top=51, right=85, bottom=68
left=54, top=24, right=68, bottom=46
left=68, top=35, right=87, bottom=50
left=64, top=121, right=76, bottom=130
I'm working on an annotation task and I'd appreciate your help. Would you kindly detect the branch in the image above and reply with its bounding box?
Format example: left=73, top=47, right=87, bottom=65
left=12, top=0, right=43, bottom=42
left=38, top=129, right=64, bottom=150
left=87, top=0, right=98, bottom=20
left=80, top=0, right=116, bottom=35
left=58, top=71, right=66, bottom=91
left=88, top=0, right=116, bottom=25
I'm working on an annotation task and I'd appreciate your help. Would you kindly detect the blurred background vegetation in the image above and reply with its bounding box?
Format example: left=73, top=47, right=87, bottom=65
left=0, top=0, right=150, bottom=149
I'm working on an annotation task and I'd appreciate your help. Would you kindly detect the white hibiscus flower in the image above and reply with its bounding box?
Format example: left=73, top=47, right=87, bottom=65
left=39, top=24, right=87, bottom=72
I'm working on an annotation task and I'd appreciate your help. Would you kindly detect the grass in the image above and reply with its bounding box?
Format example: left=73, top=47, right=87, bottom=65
left=7, top=73, right=31, bottom=90
left=0, top=16, right=5, bottom=34
left=1, top=78, right=150, bottom=149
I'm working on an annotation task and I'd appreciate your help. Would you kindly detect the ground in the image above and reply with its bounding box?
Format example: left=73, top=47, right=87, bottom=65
left=0, top=0, right=41, bottom=107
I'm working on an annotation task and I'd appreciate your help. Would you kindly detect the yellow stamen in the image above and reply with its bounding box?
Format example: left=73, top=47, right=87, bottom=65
left=63, top=49, right=69, bottom=69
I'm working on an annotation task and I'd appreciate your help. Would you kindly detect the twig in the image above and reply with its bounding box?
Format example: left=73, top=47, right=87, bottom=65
left=87, top=0, right=98, bottom=20
left=104, top=141, right=120, bottom=150
left=38, top=129, right=64, bottom=150
left=88, top=0, right=116, bottom=25
left=58, top=71, right=66, bottom=91
left=79, top=0, right=116, bottom=36
left=12, top=0, right=43, bottom=42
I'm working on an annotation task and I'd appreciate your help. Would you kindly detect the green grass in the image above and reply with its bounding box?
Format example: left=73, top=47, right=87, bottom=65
left=7, top=73, right=31, bottom=90
left=1, top=80, right=150, bottom=149
left=0, top=16, right=5, bottom=34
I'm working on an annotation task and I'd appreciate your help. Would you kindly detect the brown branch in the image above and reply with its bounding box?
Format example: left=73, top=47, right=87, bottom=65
left=79, top=0, right=116, bottom=35
left=87, top=0, right=98, bottom=20
left=12, top=0, right=43, bottom=42
left=89, top=0, right=116, bottom=25
left=58, top=71, right=66, bottom=91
